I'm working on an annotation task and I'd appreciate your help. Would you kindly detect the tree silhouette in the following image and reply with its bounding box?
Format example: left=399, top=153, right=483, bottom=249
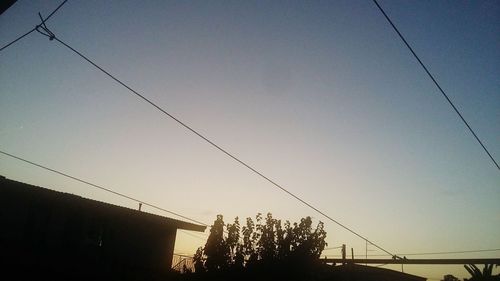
left=203, top=215, right=230, bottom=271
left=464, top=264, right=500, bottom=281
left=193, top=213, right=327, bottom=273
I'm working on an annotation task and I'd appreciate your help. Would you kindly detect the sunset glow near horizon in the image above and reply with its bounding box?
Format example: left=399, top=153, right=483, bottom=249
left=1, top=0, right=499, bottom=279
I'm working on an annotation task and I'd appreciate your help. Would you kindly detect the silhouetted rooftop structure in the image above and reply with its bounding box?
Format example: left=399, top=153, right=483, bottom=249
left=0, top=175, right=205, bottom=280
left=329, top=263, right=427, bottom=281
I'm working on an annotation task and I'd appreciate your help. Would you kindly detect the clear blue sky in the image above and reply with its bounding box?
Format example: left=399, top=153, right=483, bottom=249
left=1, top=0, right=499, bottom=279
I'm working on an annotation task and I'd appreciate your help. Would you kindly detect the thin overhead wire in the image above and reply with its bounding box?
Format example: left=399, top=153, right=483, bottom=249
left=372, top=0, right=499, bottom=170
left=0, top=28, right=36, bottom=52
left=395, top=248, right=500, bottom=256
left=179, top=229, right=209, bottom=242
left=0, top=149, right=208, bottom=227
left=30, top=26, right=396, bottom=257
left=324, top=246, right=344, bottom=250
left=173, top=253, right=197, bottom=258
left=43, top=0, right=68, bottom=22
left=326, top=248, right=500, bottom=257
left=0, top=0, right=68, bottom=52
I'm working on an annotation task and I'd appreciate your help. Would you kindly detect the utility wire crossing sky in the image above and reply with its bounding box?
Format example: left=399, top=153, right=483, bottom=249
left=1, top=0, right=499, bottom=279
left=4, top=0, right=397, bottom=257
left=372, top=0, right=499, bottom=170
left=2, top=0, right=499, bottom=258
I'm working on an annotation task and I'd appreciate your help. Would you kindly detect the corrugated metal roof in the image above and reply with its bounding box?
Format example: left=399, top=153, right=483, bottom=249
left=0, top=176, right=206, bottom=232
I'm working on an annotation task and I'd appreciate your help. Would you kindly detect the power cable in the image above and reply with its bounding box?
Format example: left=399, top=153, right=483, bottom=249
left=326, top=248, right=500, bottom=257
left=0, top=28, right=36, bottom=52
left=173, top=253, right=196, bottom=258
left=0, top=0, right=68, bottom=52
left=372, top=0, right=499, bottom=170
left=43, top=0, right=68, bottom=22
left=32, top=20, right=396, bottom=258
left=324, top=246, right=344, bottom=250
left=179, top=229, right=209, bottom=242
left=396, top=248, right=500, bottom=256
left=0, top=149, right=208, bottom=227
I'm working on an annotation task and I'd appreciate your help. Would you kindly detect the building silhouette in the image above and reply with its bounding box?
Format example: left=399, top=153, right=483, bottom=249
left=0, top=175, right=205, bottom=280
left=329, top=263, right=427, bottom=281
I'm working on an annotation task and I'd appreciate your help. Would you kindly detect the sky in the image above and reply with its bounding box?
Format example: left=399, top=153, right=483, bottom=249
left=1, top=0, right=499, bottom=279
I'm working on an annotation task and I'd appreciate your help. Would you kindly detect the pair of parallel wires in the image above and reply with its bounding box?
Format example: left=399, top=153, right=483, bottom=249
left=323, top=248, right=500, bottom=257
left=1, top=0, right=498, bottom=258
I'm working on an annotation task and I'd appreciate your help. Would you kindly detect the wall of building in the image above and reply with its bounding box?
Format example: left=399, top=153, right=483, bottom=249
left=0, top=178, right=179, bottom=279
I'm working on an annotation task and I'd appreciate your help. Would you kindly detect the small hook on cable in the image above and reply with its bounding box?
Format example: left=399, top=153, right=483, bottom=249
left=36, top=12, right=55, bottom=41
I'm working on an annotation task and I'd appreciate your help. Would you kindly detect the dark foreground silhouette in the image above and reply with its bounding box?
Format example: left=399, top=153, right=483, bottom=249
left=174, top=213, right=425, bottom=281
left=0, top=176, right=206, bottom=281
left=0, top=179, right=428, bottom=281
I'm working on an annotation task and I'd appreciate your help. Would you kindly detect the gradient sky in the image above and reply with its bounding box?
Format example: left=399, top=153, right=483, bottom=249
left=1, top=0, right=499, bottom=279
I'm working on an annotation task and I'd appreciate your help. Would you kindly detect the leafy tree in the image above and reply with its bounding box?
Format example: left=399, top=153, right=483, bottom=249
left=203, top=215, right=230, bottom=271
left=194, top=212, right=327, bottom=273
left=193, top=247, right=205, bottom=273
left=226, top=217, right=241, bottom=266
left=258, top=213, right=277, bottom=262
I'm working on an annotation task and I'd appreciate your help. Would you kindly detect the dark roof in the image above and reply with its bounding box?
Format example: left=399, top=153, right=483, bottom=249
left=330, top=263, right=427, bottom=281
left=0, top=175, right=206, bottom=232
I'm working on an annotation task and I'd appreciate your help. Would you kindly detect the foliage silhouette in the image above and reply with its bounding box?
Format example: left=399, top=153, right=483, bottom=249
left=193, top=213, right=327, bottom=277
left=464, top=264, right=500, bottom=281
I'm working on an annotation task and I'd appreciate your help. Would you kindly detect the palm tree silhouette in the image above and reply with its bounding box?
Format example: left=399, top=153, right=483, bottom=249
left=464, top=264, right=500, bottom=281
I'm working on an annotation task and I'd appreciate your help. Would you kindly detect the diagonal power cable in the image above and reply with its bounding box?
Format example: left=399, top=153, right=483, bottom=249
left=372, top=0, right=499, bottom=170
left=32, top=22, right=395, bottom=257
left=324, top=248, right=500, bottom=257
left=43, top=0, right=69, bottom=22
left=0, top=28, right=36, bottom=52
left=0, top=0, right=68, bottom=52
left=0, top=149, right=208, bottom=227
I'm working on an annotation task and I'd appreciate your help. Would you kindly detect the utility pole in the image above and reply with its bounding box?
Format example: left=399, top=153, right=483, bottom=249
left=365, top=240, right=368, bottom=266
left=341, top=244, right=346, bottom=264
